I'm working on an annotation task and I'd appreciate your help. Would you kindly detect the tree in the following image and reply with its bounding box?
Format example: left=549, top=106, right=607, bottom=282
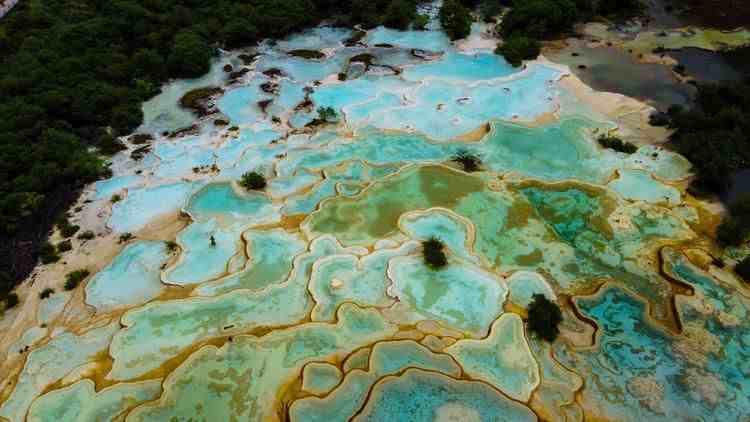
left=317, top=106, right=338, bottom=122
left=496, top=34, right=540, bottom=67
left=383, top=0, right=417, bottom=30
left=240, top=171, right=267, bottom=190
left=168, top=31, right=213, bottom=78
left=451, top=149, right=482, bottom=172
left=422, top=237, right=448, bottom=269
left=64, top=269, right=90, bottom=291
left=527, top=294, right=563, bottom=342
left=736, top=257, right=750, bottom=282
left=440, top=0, right=473, bottom=40
left=501, top=0, right=578, bottom=39
left=4, top=293, right=19, bottom=309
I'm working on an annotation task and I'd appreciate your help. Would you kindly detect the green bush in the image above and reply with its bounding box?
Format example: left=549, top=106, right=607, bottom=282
left=735, top=257, right=750, bottom=282
left=57, top=217, right=80, bottom=238
left=501, top=0, right=578, bottom=39
left=527, top=294, right=563, bottom=342
left=383, top=0, right=417, bottom=30
left=451, top=149, right=482, bottom=172
left=57, top=240, right=73, bottom=253
left=422, top=237, right=448, bottom=270
left=111, top=194, right=122, bottom=203
left=77, top=230, right=95, bottom=240
left=597, top=135, right=638, bottom=154
left=39, top=288, right=55, bottom=300
left=317, top=106, right=338, bottom=122
left=39, top=242, right=60, bottom=264
left=4, top=293, right=19, bottom=309
left=496, top=34, right=541, bottom=67
left=64, top=269, right=90, bottom=291
left=119, top=232, right=134, bottom=244
left=414, top=14, right=429, bottom=30
left=240, top=172, right=267, bottom=191
left=440, top=0, right=473, bottom=40
left=166, top=241, right=179, bottom=252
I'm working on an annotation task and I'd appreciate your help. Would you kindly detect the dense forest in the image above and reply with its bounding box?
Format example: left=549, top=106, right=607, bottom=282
left=1, top=0, right=748, bottom=305
left=0, top=0, right=431, bottom=304
left=664, top=80, right=750, bottom=247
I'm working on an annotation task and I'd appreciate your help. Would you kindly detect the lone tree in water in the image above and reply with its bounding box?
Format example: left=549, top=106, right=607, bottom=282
left=317, top=106, right=338, bottom=123
left=451, top=149, right=482, bottom=172
left=527, top=294, right=563, bottom=342
left=240, top=171, right=267, bottom=191
left=422, top=237, right=448, bottom=270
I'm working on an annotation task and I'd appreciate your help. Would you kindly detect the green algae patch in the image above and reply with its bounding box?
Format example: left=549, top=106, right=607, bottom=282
left=354, top=369, right=537, bottom=421
left=27, top=379, right=161, bottom=422
left=625, top=28, right=750, bottom=55
left=290, top=340, right=462, bottom=422
left=0, top=324, right=120, bottom=422
left=446, top=313, right=540, bottom=402
left=108, top=236, right=367, bottom=380
left=308, top=243, right=413, bottom=322
left=195, top=229, right=306, bottom=296
left=302, top=362, right=343, bottom=396
left=388, top=255, right=507, bottom=336
left=305, top=165, right=484, bottom=245
left=126, top=304, right=397, bottom=422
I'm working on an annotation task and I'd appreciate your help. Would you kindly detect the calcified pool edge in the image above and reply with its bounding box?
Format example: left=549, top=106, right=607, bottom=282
left=1, top=13, right=748, bottom=422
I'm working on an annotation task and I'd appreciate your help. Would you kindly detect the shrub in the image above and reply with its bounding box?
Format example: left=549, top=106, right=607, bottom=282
left=57, top=240, right=73, bottom=253
left=527, top=294, right=563, bottom=342
left=39, top=241, right=60, bottom=264
left=166, top=241, right=179, bottom=252
left=422, top=237, right=448, bottom=270
left=383, top=0, right=417, bottom=30
left=440, top=0, right=473, bottom=40
left=501, top=0, right=579, bottom=39
left=288, top=49, right=325, bottom=60
left=119, top=232, right=134, bottom=243
left=317, top=106, right=338, bottom=122
left=597, top=135, right=638, bottom=154
left=77, top=230, right=95, bottom=240
left=240, top=172, right=267, bottom=191
left=414, top=14, right=430, bottom=30
left=451, top=149, right=482, bottom=172
left=5, top=293, right=19, bottom=309
left=179, top=86, right=224, bottom=115
left=111, top=194, right=122, bottom=203
left=57, top=218, right=80, bottom=238
left=496, top=35, right=541, bottom=67
left=64, top=269, right=90, bottom=291
left=735, top=257, right=750, bottom=282
left=39, top=288, right=55, bottom=300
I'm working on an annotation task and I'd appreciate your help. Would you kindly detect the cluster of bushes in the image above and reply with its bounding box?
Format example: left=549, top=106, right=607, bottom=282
left=527, top=294, right=563, bottom=342
left=451, top=149, right=483, bottom=172
left=440, top=0, right=473, bottom=40
left=346, top=0, right=426, bottom=30
left=240, top=172, right=267, bottom=191
left=660, top=81, right=750, bottom=247
left=422, top=237, right=448, bottom=269
left=64, top=269, right=90, bottom=291
left=597, top=135, right=638, bottom=154
left=0, top=0, right=386, bottom=301
left=496, top=0, right=643, bottom=65
left=496, top=35, right=540, bottom=67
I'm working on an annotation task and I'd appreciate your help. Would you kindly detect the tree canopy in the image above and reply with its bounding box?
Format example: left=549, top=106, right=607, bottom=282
left=0, top=0, right=375, bottom=300
left=440, top=0, right=473, bottom=40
